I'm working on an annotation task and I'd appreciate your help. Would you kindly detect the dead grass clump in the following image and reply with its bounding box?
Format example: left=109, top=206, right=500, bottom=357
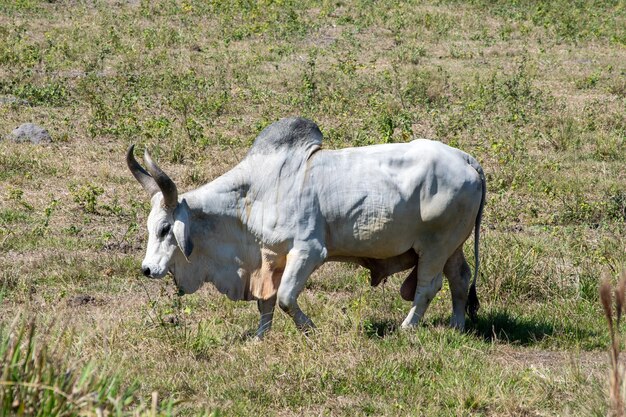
left=600, top=271, right=626, bottom=417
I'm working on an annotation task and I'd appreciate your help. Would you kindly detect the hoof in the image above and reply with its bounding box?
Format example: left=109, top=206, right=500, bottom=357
left=449, top=314, right=466, bottom=331
left=449, top=320, right=466, bottom=332
left=400, top=319, right=419, bottom=330
left=298, top=322, right=317, bottom=336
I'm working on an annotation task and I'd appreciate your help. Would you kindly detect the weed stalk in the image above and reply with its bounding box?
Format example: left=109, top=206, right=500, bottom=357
left=600, top=271, right=626, bottom=417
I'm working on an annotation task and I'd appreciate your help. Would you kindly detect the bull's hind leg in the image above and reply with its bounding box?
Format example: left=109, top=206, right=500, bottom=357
left=401, top=253, right=447, bottom=329
left=276, top=245, right=326, bottom=332
left=443, top=248, right=471, bottom=330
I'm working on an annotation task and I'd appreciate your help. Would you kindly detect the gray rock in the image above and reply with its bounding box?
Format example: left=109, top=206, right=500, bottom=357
left=0, top=95, right=30, bottom=106
left=8, top=123, right=52, bottom=144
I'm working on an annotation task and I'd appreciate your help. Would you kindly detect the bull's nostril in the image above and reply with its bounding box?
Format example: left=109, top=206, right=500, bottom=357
left=142, top=267, right=151, bottom=277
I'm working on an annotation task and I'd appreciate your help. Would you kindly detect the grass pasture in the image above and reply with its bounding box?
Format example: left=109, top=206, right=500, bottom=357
left=0, top=0, right=625, bottom=415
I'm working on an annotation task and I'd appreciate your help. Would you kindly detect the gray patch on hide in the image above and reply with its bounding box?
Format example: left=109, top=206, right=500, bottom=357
left=247, top=117, right=322, bottom=156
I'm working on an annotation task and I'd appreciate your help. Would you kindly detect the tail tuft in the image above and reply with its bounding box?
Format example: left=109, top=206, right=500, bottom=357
left=466, top=283, right=480, bottom=321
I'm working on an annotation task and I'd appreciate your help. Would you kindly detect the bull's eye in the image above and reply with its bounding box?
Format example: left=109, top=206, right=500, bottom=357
left=159, top=223, right=171, bottom=238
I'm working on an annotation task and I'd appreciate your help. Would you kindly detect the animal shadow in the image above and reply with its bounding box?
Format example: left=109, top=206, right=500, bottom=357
left=466, top=309, right=597, bottom=346
left=363, top=319, right=399, bottom=339
left=364, top=309, right=599, bottom=346
left=360, top=312, right=552, bottom=342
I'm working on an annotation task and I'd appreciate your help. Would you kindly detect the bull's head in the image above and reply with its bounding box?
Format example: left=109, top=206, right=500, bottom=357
left=126, top=145, right=193, bottom=279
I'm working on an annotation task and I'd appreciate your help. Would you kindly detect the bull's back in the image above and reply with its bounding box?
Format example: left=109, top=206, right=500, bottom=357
left=309, top=140, right=481, bottom=258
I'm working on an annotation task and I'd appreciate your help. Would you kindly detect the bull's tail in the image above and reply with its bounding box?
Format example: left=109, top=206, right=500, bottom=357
left=466, top=157, right=486, bottom=321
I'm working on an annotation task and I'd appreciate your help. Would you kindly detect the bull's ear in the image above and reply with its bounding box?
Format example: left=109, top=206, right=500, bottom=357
left=173, top=199, right=193, bottom=261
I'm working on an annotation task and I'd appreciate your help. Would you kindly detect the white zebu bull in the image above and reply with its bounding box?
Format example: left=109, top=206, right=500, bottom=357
left=127, top=117, right=485, bottom=338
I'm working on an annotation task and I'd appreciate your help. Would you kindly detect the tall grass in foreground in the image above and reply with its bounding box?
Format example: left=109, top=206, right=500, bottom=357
left=0, top=316, right=177, bottom=417
left=600, top=271, right=626, bottom=417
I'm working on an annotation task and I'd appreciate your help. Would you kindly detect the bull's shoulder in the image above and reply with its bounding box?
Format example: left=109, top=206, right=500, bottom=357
left=247, top=117, right=322, bottom=156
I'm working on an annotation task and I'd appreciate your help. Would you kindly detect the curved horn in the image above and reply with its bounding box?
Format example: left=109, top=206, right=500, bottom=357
left=143, top=149, right=178, bottom=208
left=126, top=145, right=160, bottom=197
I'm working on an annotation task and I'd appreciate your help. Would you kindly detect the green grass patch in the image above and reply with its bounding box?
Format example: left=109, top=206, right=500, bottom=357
left=0, top=0, right=624, bottom=414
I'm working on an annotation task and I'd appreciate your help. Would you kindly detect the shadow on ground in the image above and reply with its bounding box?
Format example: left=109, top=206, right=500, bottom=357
left=363, top=319, right=398, bottom=339
left=363, top=309, right=601, bottom=346
left=465, top=310, right=558, bottom=345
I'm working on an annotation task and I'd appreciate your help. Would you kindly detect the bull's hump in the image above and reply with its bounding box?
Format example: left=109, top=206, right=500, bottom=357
left=247, top=117, right=322, bottom=156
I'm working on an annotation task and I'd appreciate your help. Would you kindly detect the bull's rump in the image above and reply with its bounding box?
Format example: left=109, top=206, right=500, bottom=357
left=310, top=139, right=482, bottom=259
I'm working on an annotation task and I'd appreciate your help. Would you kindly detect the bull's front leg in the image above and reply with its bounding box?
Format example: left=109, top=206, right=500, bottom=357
left=254, top=295, right=276, bottom=340
left=276, top=246, right=326, bottom=332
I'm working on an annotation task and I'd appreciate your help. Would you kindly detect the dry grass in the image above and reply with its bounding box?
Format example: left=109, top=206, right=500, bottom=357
left=1, top=0, right=625, bottom=415
left=601, top=272, right=626, bottom=417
